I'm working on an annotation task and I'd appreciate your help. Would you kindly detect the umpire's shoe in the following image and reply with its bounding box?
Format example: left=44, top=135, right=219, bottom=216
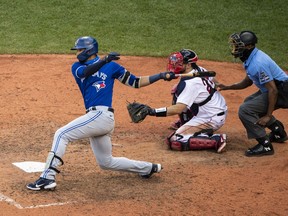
left=269, top=132, right=288, bottom=143
left=268, top=120, right=288, bottom=143
left=245, top=140, right=274, bottom=157
left=140, top=164, right=162, bottom=179
left=26, top=177, right=56, bottom=191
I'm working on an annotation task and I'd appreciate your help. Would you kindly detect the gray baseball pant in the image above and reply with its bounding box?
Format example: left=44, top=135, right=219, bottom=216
left=238, top=90, right=276, bottom=139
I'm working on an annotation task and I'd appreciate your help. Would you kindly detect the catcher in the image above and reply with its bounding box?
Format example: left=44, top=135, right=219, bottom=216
left=127, top=49, right=228, bottom=153
left=169, top=50, right=220, bottom=130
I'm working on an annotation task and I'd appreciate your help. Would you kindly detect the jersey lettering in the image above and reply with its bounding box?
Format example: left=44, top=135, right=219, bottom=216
left=92, top=71, right=107, bottom=80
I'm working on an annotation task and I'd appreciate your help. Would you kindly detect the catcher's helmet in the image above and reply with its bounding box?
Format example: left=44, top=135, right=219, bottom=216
left=71, top=36, right=98, bottom=62
left=167, top=49, right=198, bottom=74
left=179, top=49, right=198, bottom=64
left=229, top=31, right=257, bottom=58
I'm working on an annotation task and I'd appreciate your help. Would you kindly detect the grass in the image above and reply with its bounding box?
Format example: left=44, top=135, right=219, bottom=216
left=0, top=0, right=287, bottom=69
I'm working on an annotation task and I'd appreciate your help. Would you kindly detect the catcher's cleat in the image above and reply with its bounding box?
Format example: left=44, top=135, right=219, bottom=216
left=26, top=177, right=56, bottom=191
left=140, top=164, right=162, bottom=179
left=245, top=142, right=274, bottom=157
left=217, top=134, right=227, bottom=153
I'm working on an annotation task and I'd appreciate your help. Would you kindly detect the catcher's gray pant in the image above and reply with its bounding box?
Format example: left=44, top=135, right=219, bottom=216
left=238, top=91, right=277, bottom=139
left=41, top=107, right=153, bottom=180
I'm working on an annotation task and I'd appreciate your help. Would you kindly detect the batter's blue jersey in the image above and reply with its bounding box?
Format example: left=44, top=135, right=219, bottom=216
left=244, top=48, right=288, bottom=92
left=71, top=56, right=125, bottom=109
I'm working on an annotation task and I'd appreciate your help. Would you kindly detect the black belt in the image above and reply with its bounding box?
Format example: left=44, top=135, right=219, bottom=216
left=217, top=111, right=225, bottom=116
left=86, top=107, right=114, bottom=113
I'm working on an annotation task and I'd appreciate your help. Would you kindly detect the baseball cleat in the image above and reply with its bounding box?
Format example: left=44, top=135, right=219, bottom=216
left=217, top=134, right=227, bottom=153
left=140, top=164, right=162, bottom=179
left=268, top=120, right=287, bottom=143
left=245, top=142, right=274, bottom=157
left=269, top=132, right=288, bottom=143
left=26, top=177, right=57, bottom=191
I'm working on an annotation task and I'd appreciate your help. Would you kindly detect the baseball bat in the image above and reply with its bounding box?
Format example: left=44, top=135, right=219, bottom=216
left=175, top=71, right=216, bottom=77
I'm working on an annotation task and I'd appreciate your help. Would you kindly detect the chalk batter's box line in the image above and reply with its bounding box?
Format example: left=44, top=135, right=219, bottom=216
left=0, top=193, right=74, bottom=209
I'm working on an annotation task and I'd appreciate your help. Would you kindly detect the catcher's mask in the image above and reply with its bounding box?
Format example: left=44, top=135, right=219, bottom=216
left=229, top=31, right=257, bottom=58
left=167, top=49, right=198, bottom=74
left=71, top=36, right=98, bottom=62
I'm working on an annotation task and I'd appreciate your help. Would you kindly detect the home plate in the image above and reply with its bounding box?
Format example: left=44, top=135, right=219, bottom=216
left=12, top=161, right=45, bottom=173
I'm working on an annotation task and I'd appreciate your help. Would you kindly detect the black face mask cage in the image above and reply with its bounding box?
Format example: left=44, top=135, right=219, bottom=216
left=229, top=33, right=245, bottom=58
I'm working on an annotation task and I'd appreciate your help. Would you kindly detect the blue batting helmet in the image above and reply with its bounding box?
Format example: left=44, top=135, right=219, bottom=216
left=71, top=36, right=98, bottom=62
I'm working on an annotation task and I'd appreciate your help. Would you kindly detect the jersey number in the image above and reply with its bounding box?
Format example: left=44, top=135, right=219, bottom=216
left=201, top=78, right=214, bottom=93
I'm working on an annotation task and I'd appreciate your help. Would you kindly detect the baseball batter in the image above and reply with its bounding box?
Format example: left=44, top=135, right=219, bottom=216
left=130, top=49, right=228, bottom=152
left=26, top=36, right=175, bottom=191
left=218, top=30, right=288, bottom=157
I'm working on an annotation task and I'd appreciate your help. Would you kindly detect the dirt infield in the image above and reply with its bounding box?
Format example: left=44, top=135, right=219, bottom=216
left=0, top=55, right=287, bottom=216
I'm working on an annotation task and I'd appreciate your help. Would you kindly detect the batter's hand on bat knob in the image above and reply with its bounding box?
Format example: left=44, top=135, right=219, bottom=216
left=103, top=52, right=120, bottom=63
left=160, top=72, right=176, bottom=81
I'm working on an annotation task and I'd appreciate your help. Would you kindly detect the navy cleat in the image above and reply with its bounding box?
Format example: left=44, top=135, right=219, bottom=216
left=26, top=177, right=57, bottom=191
left=140, top=164, right=162, bottom=179
left=217, top=134, right=227, bottom=153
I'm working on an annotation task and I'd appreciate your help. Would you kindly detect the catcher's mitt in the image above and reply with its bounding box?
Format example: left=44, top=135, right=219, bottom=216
left=126, top=101, right=151, bottom=123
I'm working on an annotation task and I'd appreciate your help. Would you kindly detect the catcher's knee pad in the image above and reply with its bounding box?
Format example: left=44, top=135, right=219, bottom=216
left=44, top=151, right=64, bottom=173
left=166, top=132, right=188, bottom=150
left=165, top=131, right=176, bottom=149
left=170, top=140, right=190, bottom=151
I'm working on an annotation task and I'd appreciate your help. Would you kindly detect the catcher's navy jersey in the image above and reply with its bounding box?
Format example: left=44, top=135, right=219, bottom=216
left=71, top=56, right=125, bottom=109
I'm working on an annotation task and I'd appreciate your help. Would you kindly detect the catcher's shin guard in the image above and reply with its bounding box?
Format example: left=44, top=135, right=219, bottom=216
left=188, top=136, right=217, bottom=151
left=169, top=134, right=226, bottom=152
left=168, top=133, right=216, bottom=151
left=169, top=137, right=216, bottom=151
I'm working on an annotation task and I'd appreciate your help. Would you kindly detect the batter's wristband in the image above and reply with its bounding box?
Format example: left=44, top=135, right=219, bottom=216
left=149, top=73, right=161, bottom=84
left=155, top=107, right=167, bottom=117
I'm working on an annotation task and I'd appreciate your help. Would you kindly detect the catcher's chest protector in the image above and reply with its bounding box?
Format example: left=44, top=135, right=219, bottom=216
left=172, top=80, right=199, bottom=124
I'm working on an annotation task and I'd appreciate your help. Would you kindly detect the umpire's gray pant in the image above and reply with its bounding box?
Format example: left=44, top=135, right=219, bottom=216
left=238, top=90, right=276, bottom=139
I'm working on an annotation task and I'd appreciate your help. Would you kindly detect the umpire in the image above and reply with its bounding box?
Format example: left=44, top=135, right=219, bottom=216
left=218, top=30, right=288, bottom=157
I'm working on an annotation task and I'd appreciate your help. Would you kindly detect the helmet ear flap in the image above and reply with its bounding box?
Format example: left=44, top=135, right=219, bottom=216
left=71, top=36, right=98, bottom=62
